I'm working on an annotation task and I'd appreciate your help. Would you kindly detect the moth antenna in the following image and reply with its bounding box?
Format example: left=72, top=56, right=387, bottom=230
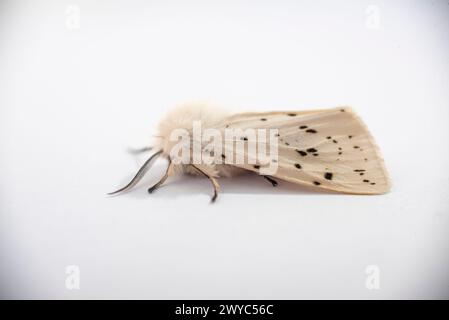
left=148, top=158, right=173, bottom=193
left=190, top=164, right=220, bottom=203
left=127, top=146, right=153, bottom=154
left=108, top=150, right=163, bottom=195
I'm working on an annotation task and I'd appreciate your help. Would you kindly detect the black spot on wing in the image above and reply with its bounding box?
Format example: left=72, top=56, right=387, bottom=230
left=305, top=129, right=317, bottom=133
left=287, top=113, right=297, bottom=117
left=260, top=118, right=267, bottom=121
left=299, top=125, right=308, bottom=129
left=313, top=181, right=321, bottom=186
left=324, top=172, right=333, bottom=180
left=253, top=165, right=260, bottom=169
left=294, top=163, right=302, bottom=169
left=296, top=150, right=307, bottom=156
left=306, top=148, right=317, bottom=153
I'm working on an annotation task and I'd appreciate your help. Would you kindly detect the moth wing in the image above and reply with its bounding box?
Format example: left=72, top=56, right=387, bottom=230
left=218, top=107, right=390, bottom=194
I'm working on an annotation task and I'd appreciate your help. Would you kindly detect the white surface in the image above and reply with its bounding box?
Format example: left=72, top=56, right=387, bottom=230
left=1, top=0, right=449, bottom=299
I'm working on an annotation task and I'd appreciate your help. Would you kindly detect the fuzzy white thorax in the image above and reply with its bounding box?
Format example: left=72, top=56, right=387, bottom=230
left=153, top=102, right=245, bottom=177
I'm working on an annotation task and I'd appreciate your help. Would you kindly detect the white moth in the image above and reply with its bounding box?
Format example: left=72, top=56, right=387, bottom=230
left=109, top=103, right=390, bottom=202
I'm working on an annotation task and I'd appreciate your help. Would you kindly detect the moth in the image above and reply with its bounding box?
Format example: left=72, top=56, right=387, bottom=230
left=109, top=103, right=390, bottom=202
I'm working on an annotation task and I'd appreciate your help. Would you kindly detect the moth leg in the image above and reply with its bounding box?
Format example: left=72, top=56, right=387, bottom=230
left=190, top=164, right=221, bottom=203
left=263, top=175, right=278, bottom=187
left=148, top=159, right=173, bottom=193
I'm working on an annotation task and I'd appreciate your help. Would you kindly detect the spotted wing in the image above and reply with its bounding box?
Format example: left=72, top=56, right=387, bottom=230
left=219, top=107, right=390, bottom=194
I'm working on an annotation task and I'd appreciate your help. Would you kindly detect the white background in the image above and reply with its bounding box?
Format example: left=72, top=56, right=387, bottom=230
left=1, top=0, right=449, bottom=299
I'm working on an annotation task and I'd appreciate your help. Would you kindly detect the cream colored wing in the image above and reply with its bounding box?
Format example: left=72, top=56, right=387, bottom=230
left=218, top=107, right=390, bottom=194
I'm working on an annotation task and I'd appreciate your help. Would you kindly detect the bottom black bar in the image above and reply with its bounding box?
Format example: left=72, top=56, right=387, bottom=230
left=1, top=300, right=447, bottom=318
